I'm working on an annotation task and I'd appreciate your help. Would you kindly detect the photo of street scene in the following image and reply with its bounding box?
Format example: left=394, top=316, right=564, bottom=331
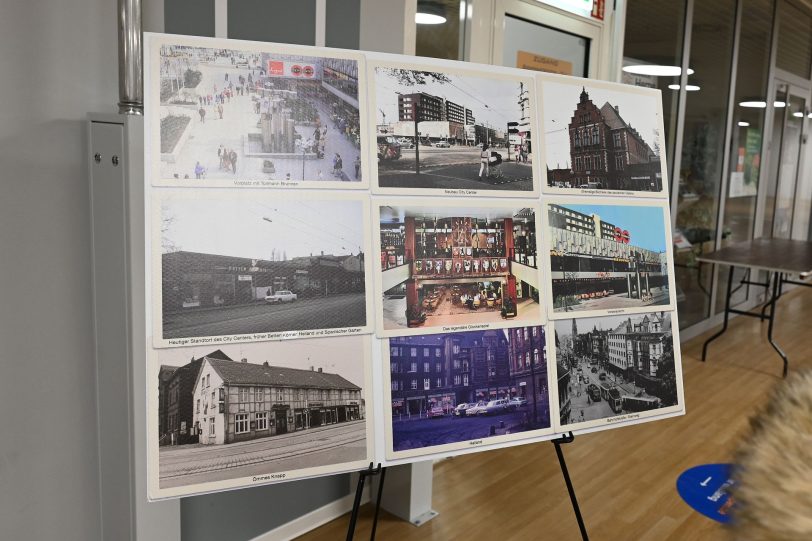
left=542, top=80, right=664, bottom=194
left=376, top=203, right=543, bottom=335
left=157, top=193, right=369, bottom=345
left=153, top=39, right=365, bottom=186
left=386, top=327, right=552, bottom=458
left=153, top=336, right=370, bottom=494
left=554, top=312, right=681, bottom=429
left=546, top=200, right=672, bottom=315
left=372, top=64, right=536, bottom=193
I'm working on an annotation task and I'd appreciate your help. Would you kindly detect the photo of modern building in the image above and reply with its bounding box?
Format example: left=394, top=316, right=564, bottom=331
left=372, top=64, right=536, bottom=193
left=554, top=312, right=679, bottom=428
left=543, top=81, right=663, bottom=193
left=546, top=201, right=671, bottom=314
left=155, top=337, right=368, bottom=489
left=158, top=195, right=368, bottom=342
left=156, top=43, right=364, bottom=184
left=377, top=203, right=542, bottom=333
left=387, top=326, right=550, bottom=454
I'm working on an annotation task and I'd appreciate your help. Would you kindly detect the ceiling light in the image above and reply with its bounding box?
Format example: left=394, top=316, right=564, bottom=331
left=774, top=101, right=786, bottom=108
left=793, top=111, right=804, bottom=117
left=737, top=121, right=750, bottom=127
left=416, top=1, right=447, bottom=24
left=667, top=84, right=701, bottom=91
left=623, top=65, right=695, bottom=76
left=739, top=101, right=766, bottom=108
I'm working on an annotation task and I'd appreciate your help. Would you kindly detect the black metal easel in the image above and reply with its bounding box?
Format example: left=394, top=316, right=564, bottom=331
left=346, top=462, right=387, bottom=541
left=552, top=432, right=589, bottom=541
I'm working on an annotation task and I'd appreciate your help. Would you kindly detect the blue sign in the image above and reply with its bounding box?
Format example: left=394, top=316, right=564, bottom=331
left=676, top=463, right=736, bottom=524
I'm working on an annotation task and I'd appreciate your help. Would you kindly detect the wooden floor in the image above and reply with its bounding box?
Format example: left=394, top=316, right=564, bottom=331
left=297, top=287, right=812, bottom=541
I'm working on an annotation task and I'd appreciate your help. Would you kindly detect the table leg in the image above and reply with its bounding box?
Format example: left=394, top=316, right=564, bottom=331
left=702, top=265, right=734, bottom=362
left=766, top=272, right=788, bottom=378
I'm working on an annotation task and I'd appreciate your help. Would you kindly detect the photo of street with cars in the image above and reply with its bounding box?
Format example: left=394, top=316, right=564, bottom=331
left=156, top=193, right=369, bottom=344
left=153, top=336, right=370, bottom=494
left=554, top=312, right=681, bottom=429
left=385, top=327, right=552, bottom=457
left=153, top=40, right=365, bottom=186
left=372, top=64, right=536, bottom=194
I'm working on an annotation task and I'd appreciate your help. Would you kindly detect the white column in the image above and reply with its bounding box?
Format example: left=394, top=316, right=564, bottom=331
left=214, top=0, right=228, bottom=38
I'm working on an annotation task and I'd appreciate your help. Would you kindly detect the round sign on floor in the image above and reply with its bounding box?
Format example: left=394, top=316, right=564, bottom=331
left=676, top=463, right=736, bottom=524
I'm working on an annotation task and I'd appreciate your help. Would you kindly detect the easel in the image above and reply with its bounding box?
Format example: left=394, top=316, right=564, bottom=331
left=346, top=433, right=588, bottom=541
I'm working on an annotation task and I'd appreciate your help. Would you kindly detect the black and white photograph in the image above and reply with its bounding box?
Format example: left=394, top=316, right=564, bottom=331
left=147, top=34, right=368, bottom=189
left=154, top=191, right=372, bottom=347
left=553, top=312, right=683, bottom=431
left=384, top=326, right=553, bottom=460
left=150, top=335, right=372, bottom=498
left=374, top=200, right=544, bottom=337
left=370, top=60, right=538, bottom=196
left=544, top=199, right=674, bottom=318
left=541, top=78, right=667, bottom=196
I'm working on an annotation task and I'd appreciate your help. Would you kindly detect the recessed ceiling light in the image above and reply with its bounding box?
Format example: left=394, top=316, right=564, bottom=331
left=739, top=101, right=766, bottom=108
left=416, top=1, right=447, bottom=24
left=667, top=84, right=701, bottom=91
left=792, top=111, right=804, bottom=117
left=774, top=101, right=786, bottom=108
left=623, top=65, right=695, bottom=76
left=416, top=12, right=446, bottom=24
left=737, top=121, right=750, bottom=127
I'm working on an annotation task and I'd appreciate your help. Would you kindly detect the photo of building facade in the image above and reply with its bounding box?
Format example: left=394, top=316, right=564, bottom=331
left=387, top=326, right=550, bottom=454
left=377, top=204, right=542, bottom=333
left=543, top=82, right=663, bottom=193
left=546, top=201, right=671, bottom=313
left=554, top=312, right=679, bottom=427
left=155, top=337, right=369, bottom=490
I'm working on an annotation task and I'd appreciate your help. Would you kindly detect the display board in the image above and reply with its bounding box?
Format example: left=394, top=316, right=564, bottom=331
left=144, top=33, right=685, bottom=500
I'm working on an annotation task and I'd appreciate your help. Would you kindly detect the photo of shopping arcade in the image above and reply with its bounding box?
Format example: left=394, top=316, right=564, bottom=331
left=555, top=313, right=678, bottom=425
left=379, top=206, right=540, bottom=329
left=159, top=44, right=362, bottom=181
left=547, top=203, right=670, bottom=312
left=545, top=87, right=662, bottom=192
left=158, top=349, right=364, bottom=447
left=388, top=327, right=550, bottom=450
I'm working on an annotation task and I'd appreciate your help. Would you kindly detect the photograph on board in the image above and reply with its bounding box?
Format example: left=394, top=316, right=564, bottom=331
left=375, top=201, right=543, bottom=336
left=545, top=199, right=673, bottom=317
left=384, top=326, right=553, bottom=459
left=541, top=78, right=666, bottom=196
left=151, top=335, right=371, bottom=497
left=553, top=312, right=683, bottom=431
left=371, top=61, right=537, bottom=195
left=149, top=35, right=367, bottom=188
left=155, top=191, right=371, bottom=346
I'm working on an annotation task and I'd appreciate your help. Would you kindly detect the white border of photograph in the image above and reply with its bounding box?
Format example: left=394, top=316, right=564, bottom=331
left=380, top=327, right=555, bottom=461
left=548, top=310, right=686, bottom=433
left=144, top=32, right=372, bottom=191
left=541, top=196, right=677, bottom=320
left=372, top=196, right=546, bottom=338
left=147, top=334, right=375, bottom=500
left=366, top=52, right=541, bottom=199
left=537, top=72, right=669, bottom=199
left=151, top=188, right=374, bottom=349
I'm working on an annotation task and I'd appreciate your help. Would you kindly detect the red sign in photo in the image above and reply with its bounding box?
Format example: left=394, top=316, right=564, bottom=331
left=268, top=60, right=284, bottom=76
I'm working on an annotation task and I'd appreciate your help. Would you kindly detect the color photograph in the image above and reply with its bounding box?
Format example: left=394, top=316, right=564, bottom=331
left=154, top=190, right=371, bottom=347
left=374, top=201, right=544, bottom=336
left=541, top=77, right=667, bottom=197
left=553, top=312, right=683, bottom=431
left=148, top=34, right=368, bottom=189
left=150, top=335, right=372, bottom=498
left=384, top=326, right=553, bottom=460
left=370, top=60, right=538, bottom=196
left=544, top=198, right=674, bottom=317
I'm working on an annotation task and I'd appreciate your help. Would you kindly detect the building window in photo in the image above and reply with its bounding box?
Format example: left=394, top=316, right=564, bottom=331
left=255, top=412, right=268, bottom=431
left=235, top=413, right=249, bottom=434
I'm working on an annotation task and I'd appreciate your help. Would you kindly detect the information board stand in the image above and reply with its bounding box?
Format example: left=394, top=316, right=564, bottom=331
left=553, top=432, right=588, bottom=541
left=347, top=463, right=387, bottom=541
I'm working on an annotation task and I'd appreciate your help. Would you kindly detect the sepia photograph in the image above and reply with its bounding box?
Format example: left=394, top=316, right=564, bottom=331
left=370, top=60, right=538, bottom=196
left=541, top=78, right=666, bottom=196
left=544, top=198, right=674, bottom=317
left=150, top=335, right=372, bottom=498
left=374, top=200, right=544, bottom=337
left=148, top=34, right=368, bottom=188
left=553, top=312, right=683, bottom=431
left=154, top=190, right=371, bottom=347
left=384, top=326, right=553, bottom=460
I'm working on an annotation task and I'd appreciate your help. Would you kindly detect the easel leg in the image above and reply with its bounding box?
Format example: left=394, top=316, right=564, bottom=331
left=370, top=467, right=387, bottom=541
left=702, top=265, right=734, bottom=362
left=766, top=272, right=789, bottom=378
left=346, top=463, right=386, bottom=541
left=553, top=433, right=589, bottom=541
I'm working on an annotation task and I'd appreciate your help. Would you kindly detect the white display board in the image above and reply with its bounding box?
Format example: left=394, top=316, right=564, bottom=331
left=144, top=33, right=684, bottom=501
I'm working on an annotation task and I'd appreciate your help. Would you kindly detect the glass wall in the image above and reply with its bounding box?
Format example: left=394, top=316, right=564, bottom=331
left=416, top=0, right=464, bottom=60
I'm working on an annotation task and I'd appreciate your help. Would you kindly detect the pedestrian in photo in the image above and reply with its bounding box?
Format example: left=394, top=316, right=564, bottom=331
left=286, top=173, right=291, bottom=180
left=354, top=155, right=361, bottom=180
left=198, top=96, right=204, bottom=107
left=198, top=106, right=206, bottom=123
left=217, top=103, right=224, bottom=120
left=317, top=170, right=324, bottom=181
left=479, top=143, right=490, bottom=178
left=194, top=161, right=205, bottom=179
left=229, top=149, right=238, bottom=174
left=333, top=153, right=343, bottom=179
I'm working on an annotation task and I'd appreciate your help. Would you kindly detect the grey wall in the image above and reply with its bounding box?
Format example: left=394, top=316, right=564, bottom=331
left=0, top=0, right=118, bottom=540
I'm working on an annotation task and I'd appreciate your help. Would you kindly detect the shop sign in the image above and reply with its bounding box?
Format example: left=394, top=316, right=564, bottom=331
left=267, top=60, right=317, bottom=78
left=516, top=51, right=573, bottom=75
left=238, top=275, right=252, bottom=281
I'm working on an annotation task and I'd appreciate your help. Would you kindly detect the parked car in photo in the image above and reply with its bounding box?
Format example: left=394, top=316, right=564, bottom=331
left=587, top=383, right=601, bottom=402
left=465, top=401, right=487, bottom=416
left=599, top=372, right=607, bottom=381
left=377, top=135, right=402, bottom=162
left=480, top=399, right=510, bottom=415
left=427, top=406, right=445, bottom=418
left=509, top=397, right=527, bottom=409
left=265, top=290, right=297, bottom=304
left=453, top=403, right=471, bottom=417
left=434, top=140, right=450, bottom=148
